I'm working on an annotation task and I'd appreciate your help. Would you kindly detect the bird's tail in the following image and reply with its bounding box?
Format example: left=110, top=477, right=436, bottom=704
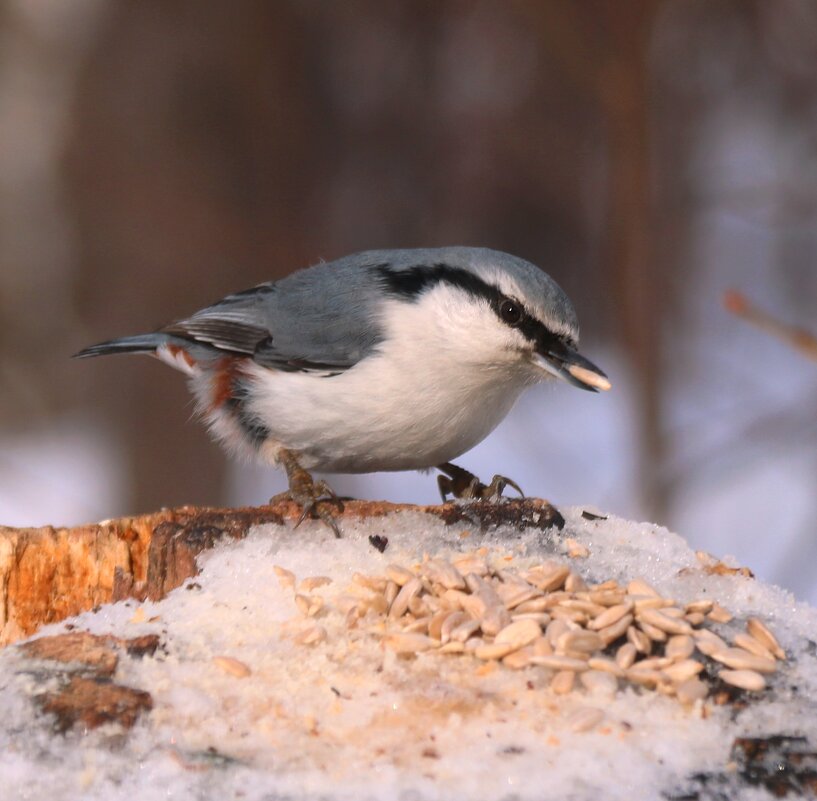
left=73, top=333, right=169, bottom=359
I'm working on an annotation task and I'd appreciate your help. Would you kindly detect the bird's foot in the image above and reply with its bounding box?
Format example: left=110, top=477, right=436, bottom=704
left=436, top=462, right=524, bottom=502
left=271, top=450, right=345, bottom=537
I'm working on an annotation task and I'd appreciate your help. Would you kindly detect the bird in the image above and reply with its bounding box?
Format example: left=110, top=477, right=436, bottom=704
left=75, top=247, right=610, bottom=536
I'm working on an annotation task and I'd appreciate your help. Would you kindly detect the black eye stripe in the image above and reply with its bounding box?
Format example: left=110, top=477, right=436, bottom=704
left=372, top=261, right=575, bottom=349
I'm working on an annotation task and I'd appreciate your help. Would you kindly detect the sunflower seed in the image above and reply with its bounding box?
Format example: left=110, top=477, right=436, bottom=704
left=588, top=656, right=625, bottom=677
left=495, top=618, right=542, bottom=649
left=565, top=572, right=589, bottom=592
left=719, top=669, right=766, bottom=692
left=475, top=642, right=516, bottom=660
left=452, top=555, right=489, bottom=577
left=527, top=564, right=570, bottom=592
left=684, top=612, right=706, bottom=626
left=638, top=608, right=693, bottom=636
left=747, top=618, right=785, bottom=660
left=384, top=632, right=435, bottom=654
left=567, top=707, right=604, bottom=732
left=685, top=599, right=714, bottom=614
left=213, top=656, right=252, bottom=678
left=294, top=625, right=327, bottom=646
left=638, top=620, right=668, bottom=642
left=440, top=611, right=468, bottom=643
left=627, top=578, right=659, bottom=597
left=663, top=659, right=704, bottom=683
left=676, top=677, right=708, bottom=704
left=557, top=630, right=604, bottom=655
left=503, top=648, right=533, bottom=669
left=550, top=607, right=588, bottom=624
left=298, top=576, right=332, bottom=593
left=389, top=577, right=423, bottom=619
left=580, top=670, right=618, bottom=697
left=529, top=654, right=590, bottom=671
left=545, top=619, right=570, bottom=647
left=588, top=590, right=627, bottom=607
left=450, top=619, right=482, bottom=643
left=666, top=635, right=695, bottom=661
left=422, top=559, right=466, bottom=590
left=402, top=616, right=431, bottom=634
left=707, top=604, right=733, bottom=623
left=550, top=670, right=576, bottom=694
left=598, top=614, right=634, bottom=645
left=513, top=597, right=552, bottom=614
left=438, top=641, right=465, bottom=654
left=733, top=633, right=774, bottom=661
left=353, top=572, right=387, bottom=592
left=273, top=565, right=296, bottom=590
left=588, top=603, right=632, bottom=631
left=709, top=648, right=777, bottom=673
left=615, top=643, right=637, bottom=670
left=627, top=625, right=652, bottom=654
left=385, top=564, right=415, bottom=586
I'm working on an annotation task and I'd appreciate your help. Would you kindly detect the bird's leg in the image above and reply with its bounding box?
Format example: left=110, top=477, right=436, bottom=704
left=270, top=449, right=345, bottom=538
left=436, top=461, right=524, bottom=502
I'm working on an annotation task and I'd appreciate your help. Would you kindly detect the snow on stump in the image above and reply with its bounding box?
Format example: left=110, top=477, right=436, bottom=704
left=1, top=500, right=816, bottom=800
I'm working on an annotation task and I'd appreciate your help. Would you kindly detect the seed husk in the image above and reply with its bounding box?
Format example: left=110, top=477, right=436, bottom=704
left=747, top=618, right=786, bottom=660
left=353, top=572, right=387, bottom=593
left=709, top=647, right=777, bottom=674
left=719, top=669, right=766, bottom=692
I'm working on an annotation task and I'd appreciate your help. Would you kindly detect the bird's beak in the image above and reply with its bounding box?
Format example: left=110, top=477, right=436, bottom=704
left=532, top=341, right=611, bottom=393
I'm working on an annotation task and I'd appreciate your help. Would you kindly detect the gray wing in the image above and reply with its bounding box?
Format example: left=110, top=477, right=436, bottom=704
left=163, top=255, right=391, bottom=374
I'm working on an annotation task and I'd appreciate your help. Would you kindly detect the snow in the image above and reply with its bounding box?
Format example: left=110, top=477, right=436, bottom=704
left=1, top=507, right=816, bottom=801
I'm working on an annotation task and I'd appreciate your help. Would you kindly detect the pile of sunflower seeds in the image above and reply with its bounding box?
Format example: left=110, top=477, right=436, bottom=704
left=275, top=550, right=785, bottom=705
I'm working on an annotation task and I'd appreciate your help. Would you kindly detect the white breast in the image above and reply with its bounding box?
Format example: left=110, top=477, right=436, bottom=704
left=242, top=287, right=539, bottom=472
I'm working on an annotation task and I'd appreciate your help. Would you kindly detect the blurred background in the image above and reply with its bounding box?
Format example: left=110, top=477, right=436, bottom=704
left=1, top=0, right=816, bottom=601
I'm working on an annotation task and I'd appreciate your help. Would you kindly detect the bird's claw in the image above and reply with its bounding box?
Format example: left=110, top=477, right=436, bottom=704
left=273, top=451, right=345, bottom=537
left=436, top=462, right=524, bottom=502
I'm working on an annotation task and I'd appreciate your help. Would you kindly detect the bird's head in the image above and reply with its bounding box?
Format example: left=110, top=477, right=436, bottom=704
left=373, top=247, right=611, bottom=393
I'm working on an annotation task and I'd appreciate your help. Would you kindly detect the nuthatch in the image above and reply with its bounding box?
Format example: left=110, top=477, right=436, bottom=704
left=76, top=247, right=610, bottom=535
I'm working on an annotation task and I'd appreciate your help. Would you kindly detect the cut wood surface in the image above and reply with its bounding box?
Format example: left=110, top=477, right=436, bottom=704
left=0, top=498, right=563, bottom=647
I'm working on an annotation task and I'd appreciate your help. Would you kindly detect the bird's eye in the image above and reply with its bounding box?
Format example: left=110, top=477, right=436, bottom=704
left=499, top=299, right=522, bottom=326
